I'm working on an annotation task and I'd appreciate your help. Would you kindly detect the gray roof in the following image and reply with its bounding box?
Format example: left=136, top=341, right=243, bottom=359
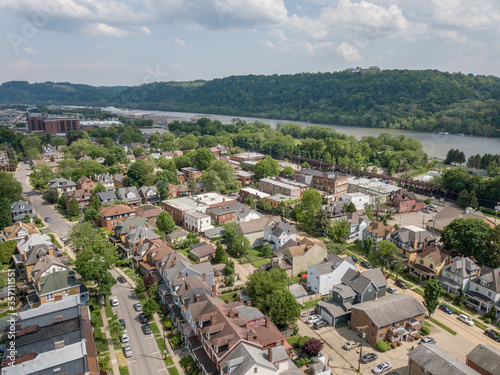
left=444, top=257, right=480, bottom=278
left=392, top=225, right=433, bottom=244
left=48, top=177, right=76, bottom=189
left=313, top=255, right=347, bottom=276
left=36, top=270, right=81, bottom=295
left=331, top=284, right=356, bottom=299
left=270, top=221, right=296, bottom=237
left=126, top=225, right=159, bottom=244
left=318, top=300, right=351, bottom=318
left=167, top=229, right=188, bottom=240
left=270, top=346, right=289, bottom=363
left=353, top=293, right=427, bottom=327
left=190, top=242, right=216, bottom=258
left=115, top=217, right=149, bottom=234
left=117, top=186, right=141, bottom=202
left=235, top=305, right=264, bottom=321
left=10, top=200, right=33, bottom=213
left=471, top=267, right=500, bottom=293
left=204, top=227, right=225, bottom=239
left=288, top=283, right=307, bottom=299
left=221, top=343, right=277, bottom=375
left=238, top=217, right=278, bottom=235
left=97, top=190, right=117, bottom=202
left=273, top=239, right=297, bottom=258
left=466, top=344, right=500, bottom=375
left=341, top=268, right=387, bottom=294
left=409, top=343, right=481, bottom=375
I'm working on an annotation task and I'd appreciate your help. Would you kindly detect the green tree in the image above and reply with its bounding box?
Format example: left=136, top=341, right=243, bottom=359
left=441, top=218, right=492, bottom=266
left=0, top=240, right=16, bottom=264
left=488, top=225, right=500, bottom=269
left=223, top=222, right=239, bottom=251
left=143, top=298, right=160, bottom=319
left=43, top=188, right=59, bottom=204
left=83, top=207, right=100, bottom=222
left=67, top=198, right=80, bottom=217
left=423, top=279, right=443, bottom=317
left=157, top=158, right=178, bottom=174
left=295, top=189, right=322, bottom=229
left=314, top=208, right=330, bottom=237
left=214, top=242, right=228, bottom=264
left=224, top=260, right=235, bottom=275
left=329, top=219, right=350, bottom=243
left=135, top=279, right=146, bottom=295
left=178, top=134, right=198, bottom=150
left=30, top=164, right=56, bottom=189
left=0, top=172, right=23, bottom=202
left=370, top=240, right=398, bottom=270
left=0, top=198, right=13, bottom=231
left=126, top=160, right=155, bottom=187
left=267, top=289, right=300, bottom=327
left=89, top=194, right=101, bottom=211
left=148, top=282, right=160, bottom=301
left=325, top=241, right=346, bottom=254
left=469, top=190, right=478, bottom=210
left=257, top=198, right=273, bottom=213
left=22, top=213, right=31, bottom=223
left=245, top=195, right=256, bottom=209
left=109, top=316, right=124, bottom=340
left=93, top=182, right=106, bottom=194
left=254, top=156, right=280, bottom=180
left=132, top=146, right=146, bottom=157
left=247, top=269, right=288, bottom=312
left=261, top=244, right=273, bottom=258
left=301, top=162, right=310, bottom=169
left=156, top=211, right=176, bottom=234
left=457, top=189, right=470, bottom=208
left=233, top=236, right=251, bottom=258
left=68, top=222, right=102, bottom=254
left=282, top=166, right=294, bottom=177
left=346, top=202, right=357, bottom=213
left=192, top=147, right=216, bottom=171
left=225, top=274, right=235, bottom=287
left=362, top=237, right=374, bottom=255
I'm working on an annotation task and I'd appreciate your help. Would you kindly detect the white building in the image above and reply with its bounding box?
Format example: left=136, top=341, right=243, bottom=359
left=184, top=211, right=213, bottom=233
left=307, top=254, right=356, bottom=296
left=341, top=192, right=370, bottom=211
left=347, top=177, right=399, bottom=198
left=263, top=221, right=297, bottom=250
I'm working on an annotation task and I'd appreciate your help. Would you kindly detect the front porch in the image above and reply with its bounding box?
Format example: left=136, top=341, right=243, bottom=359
left=464, top=290, right=494, bottom=313
left=410, top=263, right=436, bottom=281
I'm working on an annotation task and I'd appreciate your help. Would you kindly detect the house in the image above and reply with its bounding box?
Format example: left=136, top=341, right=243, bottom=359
left=167, top=229, right=189, bottom=244
left=2, top=222, right=40, bottom=241
left=97, top=190, right=117, bottom=205
left=239, top=187, right=270, bottom=203
left=235, top=170, right=256, bottom=186
left=265, top=194, right=301, bottom=209
left=326, top=201, right=346, bottom=219
left=410, top=242, right=450, bottom=281
left=160, top=251, right=215, bottom=287
left=237, top=216, right=280, bottom=248
left=135, top=204, right=162, bottom=226
left=307, top=254, right=356, bottom=296
left=464, top=267, right=500, bottom=317
left=341, top=192, right=370, bottom=211
left=438, top=257, right=481, bottom=294
left=408, top=343, right=480, bottom=375
left=350, top=293, right=426, bottom=346
left=2, top=295, right=98, bottom=375
left=296, top=169, right=349, bottom=201
left=466, top=344, right=500, bottom=375
left=139, top=185, right=160, bottom=204
left=263, top=221, right=297, bottom=250
left=99, top=204, right=136, bottom=231
left=48, top=177, right=76, bottom=195
left=10, top=200, right=35, bottom=223
left=113, top=216, right=149, bottom=242
left=318, top=268, right=387, bottom=326
left=181, top=167, right=202, bottom=180
left=114, top=173, right=126, bottom=188
left=76, top=176, right=95, bottom=192
left=119, top=224, right=160, bottom=258
left=362, top=221, right=395, bottom=245
left=272, top=239, right=328, bottom=277
left=184, top=211, right=214, bottom=233
left=117, top=186, right=142, bottom=206
left=206, top=202, right=260, bottom=225
left=190, top=242, right=216, bottom=263
left=259, top=177, right=309, bottom=197
left=95, top=173, right=114, bottom=191
left=391, top=225, right=434, bottom=266
left=390, top=189, right=425, bottom=213
left=229, top=151, right=266, bottom=163
left=288, top=283, right=308, bottom=300
left=137, top=244, right=174, bottom=281
left=425, top=206, right=495, bottom=235
left=12, top=240, right=62, bottom=281
left=65, top=189, right=91, bottom=211
left=338, top=212, right=369, bottom=242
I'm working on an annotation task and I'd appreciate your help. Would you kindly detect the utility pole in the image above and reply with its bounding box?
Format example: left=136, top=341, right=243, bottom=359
left=357, top=325, right=369, bottom=372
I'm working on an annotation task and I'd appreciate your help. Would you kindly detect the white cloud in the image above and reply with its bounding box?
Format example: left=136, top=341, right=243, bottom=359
left=437, top=30, right=467, bottom=43
left=336, top=42, right=362, bottom=61
left=175, top=38, right=186, bottom=48
left=23, top=47, right=37, bottom=55
left=9, top=59, right=31, bottom=68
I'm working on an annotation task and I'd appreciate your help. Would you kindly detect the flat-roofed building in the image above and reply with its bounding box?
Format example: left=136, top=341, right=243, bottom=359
left=260, top=177, right=309, bottom=197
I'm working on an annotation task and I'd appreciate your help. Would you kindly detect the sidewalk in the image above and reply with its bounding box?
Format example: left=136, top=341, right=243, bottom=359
left=152, top=313, right=185, bottom=375
left=101, top=303, right=121, bottom=375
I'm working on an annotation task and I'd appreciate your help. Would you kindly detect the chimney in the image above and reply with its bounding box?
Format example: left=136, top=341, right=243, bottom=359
left=229, top=309, right=235, bottom=318
left=195, top=294, right=200, bottom=302
left=210, top=313, right=217, bottom=325
left=202, top=273, right=207, bottom=282
left=477, top=268, right=481, bottom=277
left=187, top=283, right=191, bottom=290
left=212, top=284, right=217, bottom=297
left=268, top=347, right=273, bottom=363
left=227, top=335, right=235, bottom=348
left=413, top=237, right=418, bottom=250
left=246, top=300, right=251, bottom=307
left=179, top=272, right=182, bottom=279
left=242, top=207, right=245, bottom=212
left=130, top=224, right=134, bottom=231
left=265, top=317, right=270, bottom=328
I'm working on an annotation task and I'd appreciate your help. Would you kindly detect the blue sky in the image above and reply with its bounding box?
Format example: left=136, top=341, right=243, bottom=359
left=0, top=0, right=499, bottom=86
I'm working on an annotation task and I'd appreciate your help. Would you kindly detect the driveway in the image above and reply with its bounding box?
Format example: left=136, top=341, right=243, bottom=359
left=14, top=161, right=72, bottom=238
left=109, top=268, right=167, bottom=375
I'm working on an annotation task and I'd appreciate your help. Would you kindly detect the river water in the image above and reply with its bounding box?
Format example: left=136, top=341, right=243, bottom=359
left=108, top=108, right=500, bottom=160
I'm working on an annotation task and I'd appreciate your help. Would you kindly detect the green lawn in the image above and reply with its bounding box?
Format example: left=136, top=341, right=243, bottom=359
left=288, top=276, right=301, bottom=284
left=165, top=356, right=174, bottom=366
left=429, top=318, right=457, bottom=335
left=47, top=234, right=62, bottom=248
left=168, top=367, right=179, bottom=375
left=413, top=288, right=425, bottom=296
left=219, top=292, right=238, bottom=302
left=251, top=258, right=270, bottom=268
left=156, top=337, right=169, bottom=355
left=149, top=322, right=161, bottom=335
left=346, top=242, right=364, bottom=255
left=473, top=319, right=488, bottom=330
left=301, top=298, right=322, bottom=310
left=104, top=303, right=113, bottom=319
left=242, top=247, right=267, bottom=265
left=113, top=340, right=122, bottom=350
left=119, top=366, right=130, bottom=375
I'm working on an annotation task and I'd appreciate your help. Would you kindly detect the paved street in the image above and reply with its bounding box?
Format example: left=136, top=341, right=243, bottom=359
left=109, top=268, right=167, bottom=375
left=14, top=161, right=72, bottom=237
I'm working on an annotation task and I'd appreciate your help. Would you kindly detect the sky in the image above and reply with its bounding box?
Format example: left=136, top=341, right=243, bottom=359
left=0, top=0, right=499, bottom=86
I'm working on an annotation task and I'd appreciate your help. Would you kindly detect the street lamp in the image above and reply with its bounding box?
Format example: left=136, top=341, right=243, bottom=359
left=357, top=325, right=369, bottom=372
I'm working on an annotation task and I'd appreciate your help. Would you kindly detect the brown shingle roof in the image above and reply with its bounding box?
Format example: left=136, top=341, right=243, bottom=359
left=99, top=204, right=135, bottom=217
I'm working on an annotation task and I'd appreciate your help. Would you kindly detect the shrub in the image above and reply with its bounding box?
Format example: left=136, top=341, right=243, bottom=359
left=375, top=341, right=388, bottom=352
left=484, top=318, right=492, bottom=324
left=420, top=326, right=431, bottom=336
left=391, top=342, right=398, bottom=349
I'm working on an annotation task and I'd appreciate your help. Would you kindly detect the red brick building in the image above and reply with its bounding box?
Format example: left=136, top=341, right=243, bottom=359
left=99, top=204, right=136, bottom=231
left=295, top=169, right=349, bottom=200
left=65, top=189, right=91, bottom=211
left=390, top=189, right=425, bottom=213
left=28, top=115, right=81, bottom=133
left=76, top=176, right=95, bottom=192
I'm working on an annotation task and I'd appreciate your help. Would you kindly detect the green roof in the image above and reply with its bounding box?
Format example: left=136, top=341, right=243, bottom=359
left=36, top=270, right=81, bottom=296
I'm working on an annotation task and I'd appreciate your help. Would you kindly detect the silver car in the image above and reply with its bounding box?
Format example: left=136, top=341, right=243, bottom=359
left=372, top=362, right=392, bottom=374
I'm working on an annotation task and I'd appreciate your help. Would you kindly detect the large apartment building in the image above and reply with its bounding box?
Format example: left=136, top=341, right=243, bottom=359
left=296, top=169, right=349, bottom=200
left=28, top=114, right=81, bottom=133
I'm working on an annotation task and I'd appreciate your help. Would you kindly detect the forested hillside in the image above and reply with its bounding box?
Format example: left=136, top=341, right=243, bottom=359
left=114, top=70, right=500, bottom=136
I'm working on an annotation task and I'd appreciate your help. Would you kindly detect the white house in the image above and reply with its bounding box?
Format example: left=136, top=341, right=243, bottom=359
left=264, top=221, right=297, bottom=250
left=339, top=213, right=369, bottom=243
left=184, top=211, right=213, bottom=233
left=307, top=254, right=356, bottom=296
left=341, top=192, right=370, bottom=211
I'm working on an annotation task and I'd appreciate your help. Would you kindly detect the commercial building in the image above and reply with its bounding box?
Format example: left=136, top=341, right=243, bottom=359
left=28, top=114, right=81, bottom=133
left=260, top=177, right=309, bottom=197
left=296, top=169, right=349, bottom=200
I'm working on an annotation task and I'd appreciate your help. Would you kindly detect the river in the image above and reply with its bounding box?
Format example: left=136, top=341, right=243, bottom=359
left=105, top=108, right=500, bottom=160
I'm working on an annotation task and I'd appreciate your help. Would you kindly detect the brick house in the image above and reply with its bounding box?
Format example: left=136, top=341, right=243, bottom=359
left=76, top=176, right=95, bottom=192
left=65, top=189, right=91, bottom=211
left=295, top=169, right=349, bottom=201
left=349, top=293, right=426, bottom=346
left=389, top=189, right=425, bottom=213
left=206, top=202, right=260, bottom=225
left=99, top=205, right=136, bottom=231
left=135, top=205, right=162, bottom=226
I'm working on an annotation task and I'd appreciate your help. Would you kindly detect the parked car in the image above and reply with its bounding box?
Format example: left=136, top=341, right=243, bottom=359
left=45, top=217, right=51, bottom=222
left=395, top=280, right=408, bottom=289
left=419, top=337, right=436, bottom=344
left=133, top=302, right=142, bottom=311
left=117, top=276, right=126, bottom=283
left=120, top=331, right=129, bottom=343
left=60, top=235, right=68, bottom=243
left=361, top=353, right=378, bottom=363
left=343, top=340, right=359, bottom=350
left=360, top=261, right=372, bottom=269
left=119, top=319, right=126, bottom=329
left=350, top=256, right=358, bottom=263
left=423, top=209, right=431, bottom=214
left=387, top=287, right=399, bottom=294
left=485, top=329, right=500, bottom=342
left=142, top=324, right=152, bottom=335
left=439, top=304, right=454, bottom=314
left=306, top=315, right=321, bottom=324
left=110, top=297, right=119, bottom=307
left=313, top=320, right=327, bottom=330
left=458, top=314, right=474, bottom=326
left=123, top=344, right=133, bottom=358
left=428, top=204, right=437, bottom=209
left=372, top=362, right=392, bottom=374
left=139, top=313, right=149, bottom=324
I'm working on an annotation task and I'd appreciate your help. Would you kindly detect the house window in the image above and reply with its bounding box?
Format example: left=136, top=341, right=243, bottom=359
left=429, top=264, right=433, bottom=269
left=354, top=311, right=357, bottom=316
left=379, top=334, right=383, bottom=339
left=420, top=259, right=424, bottom=265
left=353, top=319, right=357, bottom=324
left=46, top=293, right=54, bottom=301
left=475, top=285, right=480, bottom=291
left=488, top=291, right=492, bottom=298
left=254, top=368, right=258, bottom=374
left=370, top=332, right=374, bottom=337
left=368, top=285, right=372, bottom=292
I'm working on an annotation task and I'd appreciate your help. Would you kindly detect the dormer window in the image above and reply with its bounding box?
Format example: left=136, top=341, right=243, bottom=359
left=480, top=280, right=487, bottom=287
